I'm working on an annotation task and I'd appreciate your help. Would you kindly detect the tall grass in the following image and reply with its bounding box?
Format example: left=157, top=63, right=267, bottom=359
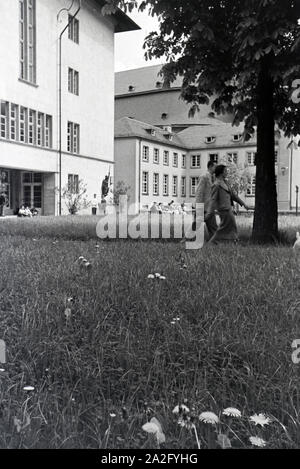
left=0, top=216, right=300, bottom=448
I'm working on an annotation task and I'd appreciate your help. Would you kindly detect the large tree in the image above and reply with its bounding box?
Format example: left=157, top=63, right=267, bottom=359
left=106, top=0, right=300, bottom=242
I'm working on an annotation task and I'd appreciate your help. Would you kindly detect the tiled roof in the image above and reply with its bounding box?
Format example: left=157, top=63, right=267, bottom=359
left=115, top=117, right=185, bottom=148
left=115, top=117, right=257, bottom=150
left=177, top=123, right=257, bottom=149
left=115, top=64, right=183, bottom=96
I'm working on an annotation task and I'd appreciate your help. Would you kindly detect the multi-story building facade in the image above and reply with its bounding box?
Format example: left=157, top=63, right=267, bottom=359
left=115, top=65, right=300, bottom=212
left=0, top=0, right=138, bottom=215
left=115, top=117, right=300, bottom=212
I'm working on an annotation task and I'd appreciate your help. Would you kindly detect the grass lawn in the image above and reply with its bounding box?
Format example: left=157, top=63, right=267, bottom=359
left=0, top=215, right=300, bottom=449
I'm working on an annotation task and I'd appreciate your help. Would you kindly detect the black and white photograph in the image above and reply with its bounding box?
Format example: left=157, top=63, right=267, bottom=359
left=1, top=0, right=300, bottom=456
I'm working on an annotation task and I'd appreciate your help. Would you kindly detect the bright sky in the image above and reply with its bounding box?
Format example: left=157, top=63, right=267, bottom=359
left=114, top=5, right=162, bottom=72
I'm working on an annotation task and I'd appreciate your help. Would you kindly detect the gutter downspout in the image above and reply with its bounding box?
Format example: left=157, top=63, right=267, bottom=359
left=58, top=1, right=81, bottom=215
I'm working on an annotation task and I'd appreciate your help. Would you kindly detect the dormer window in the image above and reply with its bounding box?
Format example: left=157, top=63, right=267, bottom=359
left=151, top=129, right=156, bottom=136
left=165, top=134, right=173, bottom=141
left=161, top=113, right=168, bottom=120
left=205, top=136, right=216, bottom=144
left=233, top=134, right=243, bottom=142
left=128, top=85, right=135, bottom=92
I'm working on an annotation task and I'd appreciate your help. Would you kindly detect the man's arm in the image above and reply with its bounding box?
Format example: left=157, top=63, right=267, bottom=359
left=195, top=176, right=206, bottom=204
left=205, top=184, right=219, bottom=218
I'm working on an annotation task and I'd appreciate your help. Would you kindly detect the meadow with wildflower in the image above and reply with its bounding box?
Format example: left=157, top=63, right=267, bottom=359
left=0, top=215, right=300, bottom=448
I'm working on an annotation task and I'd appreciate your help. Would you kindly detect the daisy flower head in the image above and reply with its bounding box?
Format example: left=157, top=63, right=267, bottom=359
left=155, top=273, right=161, bottom=278
left=159, top=276, right=166, bottom=280
left=23, top=386, right=35, bottom=391
left=250, top=413, right=271, bottom=427
left=222, top=407, right=242, bottom=418
left=199, top=411, right=219, bottom=425
left=147, top=274, right=155, bottom=279
left=249, top=436, right=267, bottom=448
left=172, top=404, right=190, bottom=415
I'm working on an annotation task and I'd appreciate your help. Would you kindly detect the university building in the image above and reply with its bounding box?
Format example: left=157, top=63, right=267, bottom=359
left=0, top=0, right=139, bottom=215
left=115, top=65, right=300, bottom=212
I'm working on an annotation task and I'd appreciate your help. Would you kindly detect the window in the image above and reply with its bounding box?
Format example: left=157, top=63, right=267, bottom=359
left=142, top=171, right=149, bottom=195
left=19, top=106, right=27, bottom=143
left=68, top=174, right=79, bottom=194
left=233, top=134, right=243, bottom=142
left=19, top=0, right=36, bottom=83
left=247, top=176, right=256, bottom=197
left=191, top=155, right=201, bottom=168
left=68, top=68, right=79, bottom=95
left=142, top=146, right=149, bottom=162
left=172, top=176, right=178, bottom=197
left=163, top=151, right=169, bottom=166
left=68, top=14, right=79, bottom=44
left=0, top=101, right=8, bottom=139
left=205, top=136, right=216, bottom=144
left=163, top=175, right=169, bottom=196
left=190, top=177, right=199, bottom=197
left=44, top=115, right=52, bottom=148
left=10, top=104, right=18, bottom=141
left=153, top=173, right=159, bottom=196
left=209, top=153, right=218, bottom=164
left=153, top=148, right=160, bottom=164
left=182, top=154, right=186, bottom=168
left=181, top=177, right=186, bottom=197
left=173, top=153, right=178, bottom=167
left=28, top=109, right=36, bottom=144
left=227, top=152, right=238, bottom=164
left=37, top=112, right=44, bottom=146
left=275, top=150, right=278, bottom=165
left=67, top=122, right=80, bottom=154
left=247, top=152, right=256, bottom=166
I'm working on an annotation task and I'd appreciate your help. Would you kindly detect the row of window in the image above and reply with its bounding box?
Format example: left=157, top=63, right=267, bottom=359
left=0, top=100, right=80, bottom=154
left=142, top=147, right=278, bottom=168
left=142, top=173, right=278, bottom=198
left=0, top=100, right=52, bottom=148
left=19, top=2, right=79, bottom=86
left=142, top=172, right=199, bottom=198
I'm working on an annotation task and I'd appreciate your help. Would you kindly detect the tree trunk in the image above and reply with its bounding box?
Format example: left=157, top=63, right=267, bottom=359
left=252, top=59, right=279, bottom=243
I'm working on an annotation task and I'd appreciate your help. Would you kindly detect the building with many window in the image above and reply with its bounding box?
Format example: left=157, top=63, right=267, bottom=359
left=0, top=0, right=139, bottom=215
left=115, top=65, right=300, bottom=212
left=115, top=117, right=300, bottom=212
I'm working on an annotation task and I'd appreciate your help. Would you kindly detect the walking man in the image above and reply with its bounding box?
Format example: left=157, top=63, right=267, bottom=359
left=195, top=161, right=218, bottom=240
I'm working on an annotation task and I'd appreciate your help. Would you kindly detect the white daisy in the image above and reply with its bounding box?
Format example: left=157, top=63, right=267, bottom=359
left=155, top=273, right=161, bottom=278
left=222, top=407, right=242, bottom=418
left=250, top=413, right=271, bottom=427
left=172, top=404, right=190, bottom=414
left=23, top=386, right=35, bottom=391
left=249, top=436, right=267, bottom=447
left=199, top=411, right=219, bottom=425
left=142, top=419, right=166, bottom=444
left=147, top=274, right=155, bottom=279
left=159, top=276, right=166, bottom=280
left=109, top=413, right=117, bottom=418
